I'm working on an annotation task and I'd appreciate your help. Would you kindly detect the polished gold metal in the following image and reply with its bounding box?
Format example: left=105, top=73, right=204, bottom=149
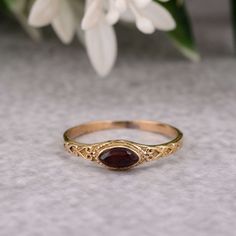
left=64, top=120, right=183, bottom=170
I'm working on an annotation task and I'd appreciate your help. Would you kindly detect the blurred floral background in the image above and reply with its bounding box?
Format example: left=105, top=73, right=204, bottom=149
left=0, top=0, right=235, bottom=76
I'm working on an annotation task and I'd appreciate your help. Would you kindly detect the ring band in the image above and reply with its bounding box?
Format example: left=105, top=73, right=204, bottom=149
left=64, top=120, right=183, bottom=170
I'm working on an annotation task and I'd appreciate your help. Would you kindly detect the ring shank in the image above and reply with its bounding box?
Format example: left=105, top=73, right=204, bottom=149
left=64, top=120, right=182, bottom=145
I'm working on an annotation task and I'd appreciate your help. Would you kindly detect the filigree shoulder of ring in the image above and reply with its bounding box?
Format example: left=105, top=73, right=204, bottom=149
left=64, top=142, right=98, bottom=161
left=140, top=146, right=163, bottom=162
left=161, top=142, right=181, bottom=156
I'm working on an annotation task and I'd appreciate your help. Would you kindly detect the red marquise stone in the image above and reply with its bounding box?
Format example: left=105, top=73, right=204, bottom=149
left=98, top=147, right=139, bottom=168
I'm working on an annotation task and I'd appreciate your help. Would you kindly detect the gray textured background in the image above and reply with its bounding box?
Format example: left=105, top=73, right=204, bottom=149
left=0, top=1, right=236, bottom=236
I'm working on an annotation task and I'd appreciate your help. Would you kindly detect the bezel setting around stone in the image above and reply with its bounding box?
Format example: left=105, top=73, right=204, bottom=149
left=97, top=145, right=140, bottom=170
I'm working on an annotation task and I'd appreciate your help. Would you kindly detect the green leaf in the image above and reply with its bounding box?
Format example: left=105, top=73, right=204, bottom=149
left=0, top=0, right=10, bottom=14
left=231, top=0, right=236, bottom=51
left=157, top=0, right=200, bottom=61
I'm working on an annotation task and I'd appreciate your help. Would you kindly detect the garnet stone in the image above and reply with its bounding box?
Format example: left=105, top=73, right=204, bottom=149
left=98, top=147, right=139, bottom=169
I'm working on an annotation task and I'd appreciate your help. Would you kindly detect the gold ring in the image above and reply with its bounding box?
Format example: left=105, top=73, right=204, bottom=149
left=63, top=120, right=183, bottom=170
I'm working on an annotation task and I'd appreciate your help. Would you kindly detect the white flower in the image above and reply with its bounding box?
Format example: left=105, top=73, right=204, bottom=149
left=28, top=0, right=75, bottom=44
left=28, top=0, right=176, bottom=76
left=81, top=0, right=176, bottom=76
left=82, top=0, right=117, bottom=76
left=82, top=0, right=176, bottom=34
left=85, top=20, right=117, bottom=77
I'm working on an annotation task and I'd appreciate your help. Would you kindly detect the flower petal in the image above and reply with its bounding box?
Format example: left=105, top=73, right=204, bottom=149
left=52, top=0, right=75, bottom=44
left=106, top=9, right=120, bottom=25
left=136, top=17, right=155, bottom=34
left=133, top=0, right=151, bottom=9
left=28, top=0, right=59, bottom=27
left=115, top=0, right=127, bottom=13
left=143, top=1, right=176, bottom=31
left=85, top=21, right=117, bottom=76
left=120, top=10, right=135, bottom=23
left=81, top=0, right=103, bottom=30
